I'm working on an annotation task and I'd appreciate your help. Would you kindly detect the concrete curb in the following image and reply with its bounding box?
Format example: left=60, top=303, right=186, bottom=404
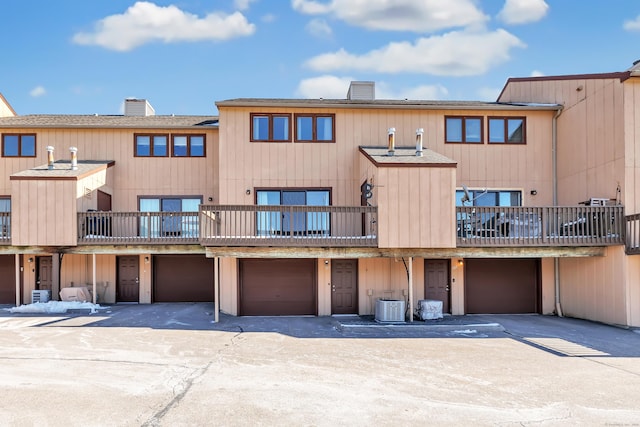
left=336, top=321, right=505, bottom=333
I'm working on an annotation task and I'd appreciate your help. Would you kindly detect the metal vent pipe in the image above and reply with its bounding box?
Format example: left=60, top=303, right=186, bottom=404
left=46, top=146, right=55, bottom=170
left=415, top=128, right=424, bottom=156
left=387, top=127, right=396, bottom=156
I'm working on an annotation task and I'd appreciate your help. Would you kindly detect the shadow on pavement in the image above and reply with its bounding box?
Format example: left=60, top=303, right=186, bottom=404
left=2, top=303, right=640, bottom=356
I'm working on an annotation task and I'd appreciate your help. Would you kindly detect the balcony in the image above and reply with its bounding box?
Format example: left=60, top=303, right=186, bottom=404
left=77, top=211, right=200, bottom=245
left=199, top=204, right=378, bottom=247
left=77, top=206, right=377, bottom=247
left=0, top=212, right=9, bottom=245
left=76, top=206, right=621, bottom=249
left=626, top=213, right=640, bottom=254
left=457, top=206, right=624, bottom=247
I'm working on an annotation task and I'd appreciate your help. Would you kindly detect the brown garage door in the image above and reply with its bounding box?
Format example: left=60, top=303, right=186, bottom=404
left=240, top=259, right=316, bottom=316
left=465, top=258, right=540, bottom=314
left=0, top=255, right=16, bottom=304
left=154, top=255, right=214, bottom=302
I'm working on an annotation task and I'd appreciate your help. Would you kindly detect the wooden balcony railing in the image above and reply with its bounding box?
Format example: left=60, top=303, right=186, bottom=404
left=199, top=204, right=378, bottom=247
left=0, top=212, right=10, bottom=245
left=457, top=206, right=625, bottom=247
left=77, top=211, right=200, bottom=244
left=76, top=206, right=622, bottom=248
left=625, top=213, right=640, bottom=254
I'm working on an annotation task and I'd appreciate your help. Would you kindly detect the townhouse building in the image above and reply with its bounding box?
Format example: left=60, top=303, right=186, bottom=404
left=0, top=65, right=638, bottom=327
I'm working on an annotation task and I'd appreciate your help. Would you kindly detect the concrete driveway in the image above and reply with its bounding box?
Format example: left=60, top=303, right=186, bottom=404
left=1, top=303, right=639, bottom=426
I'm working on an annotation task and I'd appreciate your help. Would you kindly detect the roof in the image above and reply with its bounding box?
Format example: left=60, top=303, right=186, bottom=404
left=216, top=98, right=561, bottom=111
left=10, top=160, right=115, bottom=181
left=0, top=115, right=219, bottom=129
left=0, top=92, right=17, bottom=116
left=359, top=146, right=457, bottom=167
left=502, top=71, right=634, bottom=87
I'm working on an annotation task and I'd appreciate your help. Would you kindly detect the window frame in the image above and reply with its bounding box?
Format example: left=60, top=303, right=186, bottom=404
left=444, top=116, right=484, bottom=144
left=456, top=189, right=522, bottom=207
left=255, top=188, right=332, bottom=236
left=294, top=113, right=336, bottom=143
left=138, top=195, right=202, bottom=238
left=134, top=133, right=169, bottom=157
left=2, top=133, right=36, bottom=157
left=250, top=113, right=292, bottom=143
left=171, top=134, right=206, bottom=157
left=488, top=116, right=527, bottom=144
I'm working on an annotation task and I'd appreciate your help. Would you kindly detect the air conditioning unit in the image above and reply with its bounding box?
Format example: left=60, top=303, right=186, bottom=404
left=31, top=290, right=51, bottom=304
left=375, top=299, right=405, bottom=322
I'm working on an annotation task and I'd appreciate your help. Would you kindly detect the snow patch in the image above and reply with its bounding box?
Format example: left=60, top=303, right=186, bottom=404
left=5, top=301, right=108, bottom=314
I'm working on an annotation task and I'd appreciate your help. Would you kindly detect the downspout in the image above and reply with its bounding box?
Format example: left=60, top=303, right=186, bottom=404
left=553, top=106, right=564, bottom=317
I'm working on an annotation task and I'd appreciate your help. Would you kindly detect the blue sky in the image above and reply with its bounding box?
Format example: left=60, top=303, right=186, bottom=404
left=1, top=0, right=639, bottom=116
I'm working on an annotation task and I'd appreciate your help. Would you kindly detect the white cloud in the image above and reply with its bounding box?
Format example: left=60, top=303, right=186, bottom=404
left=376, top=82, right=448, bottom=100
left=262, top=13, right=277, bottom=23
left=234, top=0, right=258, bottom=11
left=295, top=75, right=448, bottom=100
left=72, top=1, right=256, bottom=51
left=291, top=0, right=487, bottom=32
left=497, top=0, right=549, bottom=25
left=295, top=75, right=354, bottom=98
left=30, top=86, right=46, bottom=97
left=305, top=29, right=525, bottom=76
left=476, top=87, right=501, bottom=101
left=530, top=69, right=544, bottom=77
left=623, top=15, right=640, bottom=31
left=306, top=18, right=332, bottom=38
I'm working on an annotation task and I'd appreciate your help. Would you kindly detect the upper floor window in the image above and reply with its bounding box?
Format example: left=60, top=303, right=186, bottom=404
left=295, top=114, right=335, bottom=142
left=2, top=134, right=36, bottom=157
left=134, top=134, right=168, bottom=157
left=488, top=117, right=526, bottom=144
left=172, top=134, right=205, bottom=157
left=251, top=113, right=290, bottom=142
left=445, top=117, right=483, bottom=143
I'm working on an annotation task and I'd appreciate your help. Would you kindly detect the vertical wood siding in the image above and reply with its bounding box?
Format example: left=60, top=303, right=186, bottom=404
left=0, top=127, right=219, bottom=211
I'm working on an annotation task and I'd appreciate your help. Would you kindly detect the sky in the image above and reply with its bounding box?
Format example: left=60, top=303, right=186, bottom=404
left=1, top=0, right=639, bottom=116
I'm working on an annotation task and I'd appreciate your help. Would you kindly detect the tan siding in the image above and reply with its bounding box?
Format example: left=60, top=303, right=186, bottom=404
left=219, top=257, right=238, bottom=315
left=11, top=179, right=76, bottom=246
left=559, top=247, right=627, bottom=326
left=1, top=127, right=218, bottom=212
left=221, top=106, right=549, bottom=248
left=59, top=254, right=116, bottom=303
left=626, top=254, right=640, bottom=327
left=624, top=80, right=640, bottom=212
left=0, top=95, right=15, bottom=117
left=318, top=258, right=331, bottom=316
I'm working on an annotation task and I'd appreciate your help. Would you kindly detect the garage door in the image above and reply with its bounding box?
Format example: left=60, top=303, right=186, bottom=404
left=465, top=258, right=539, bottom=314
left=240, top=259, right=316, bottom=316
left=153, top=255, right=214, bottom=302
left=0, top=255, right=16, bottom=304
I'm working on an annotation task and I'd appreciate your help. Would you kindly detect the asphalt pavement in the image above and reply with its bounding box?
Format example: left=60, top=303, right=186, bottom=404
left=1, top=303, right=639, bottom=426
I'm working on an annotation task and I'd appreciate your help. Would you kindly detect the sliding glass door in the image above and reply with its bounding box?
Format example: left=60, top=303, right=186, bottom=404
left=256, top=189, right=330, bottom=236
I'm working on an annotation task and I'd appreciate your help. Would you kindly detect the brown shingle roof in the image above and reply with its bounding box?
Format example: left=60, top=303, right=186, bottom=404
left=0, top=115, right=218, bottom=129
left=217, top=98, right=560, bottom=111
